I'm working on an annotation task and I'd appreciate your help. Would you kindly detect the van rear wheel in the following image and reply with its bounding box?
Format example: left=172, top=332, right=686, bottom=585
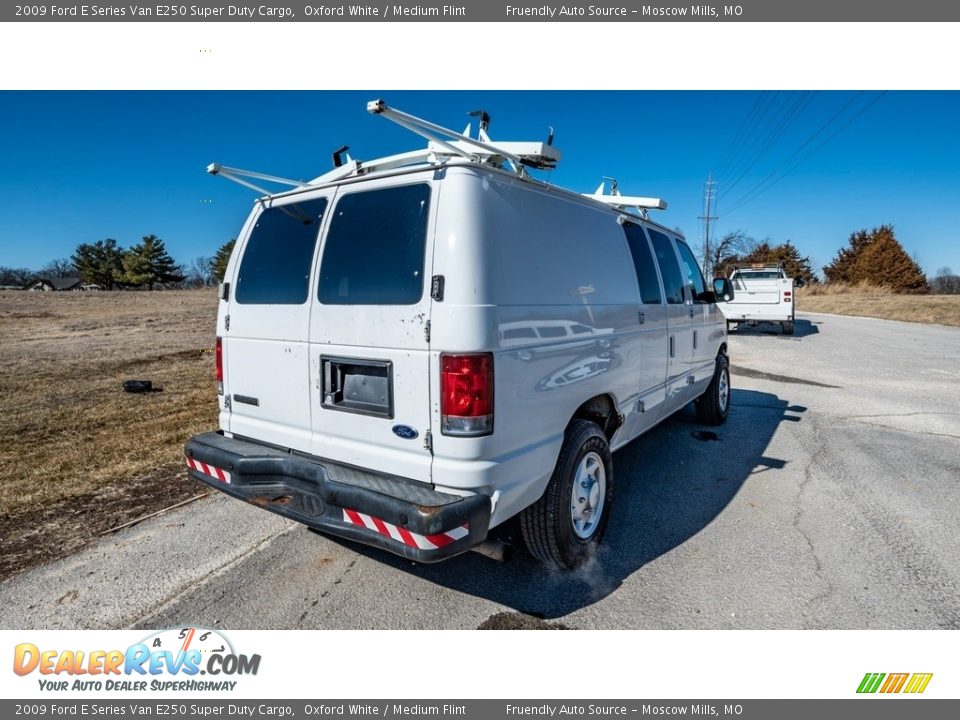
left=520, top=420, right=613, bottom=570
left=695, top=353, right=730, bottom=426
left=782, top=320, right=795, bottom=335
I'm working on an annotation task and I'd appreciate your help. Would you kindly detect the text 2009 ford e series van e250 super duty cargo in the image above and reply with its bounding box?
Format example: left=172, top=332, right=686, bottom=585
left=185, top=100, right=735, bottom=569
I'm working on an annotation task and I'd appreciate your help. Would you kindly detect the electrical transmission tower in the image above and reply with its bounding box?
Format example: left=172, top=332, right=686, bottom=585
left=699, top=172, right=718, bottom=277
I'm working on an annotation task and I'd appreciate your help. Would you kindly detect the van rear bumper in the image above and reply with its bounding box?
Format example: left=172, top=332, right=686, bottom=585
left=184, top=431, right=490, bottom=563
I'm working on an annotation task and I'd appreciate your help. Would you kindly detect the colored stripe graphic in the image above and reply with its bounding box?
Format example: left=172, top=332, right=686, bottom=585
left=342, top=508, right=468, bottom=550
left=903, top=674, right=933, bottom=694
left=857, top=672, right=933, bottom=694
left=857, top=673, right=885, bottom=694
left=185, top=456, right=232, bottom=484
left=880, top=673, right=909, bottom=693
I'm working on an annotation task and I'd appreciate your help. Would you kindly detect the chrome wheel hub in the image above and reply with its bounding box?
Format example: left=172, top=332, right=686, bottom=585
left=571, top=451, right=606, bottom=539
left=718, top=366, right=729, bottom=411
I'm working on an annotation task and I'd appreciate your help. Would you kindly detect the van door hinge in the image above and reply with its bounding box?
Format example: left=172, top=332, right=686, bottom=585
left=423, top=320, right=431, bottom=343
left=223, top=395, right=231, bottom=410
left=423, top=430, right=433, bottom=453
left=430, top=275, right=445, bottom=301
left=224, top=314, right=230, bottom=331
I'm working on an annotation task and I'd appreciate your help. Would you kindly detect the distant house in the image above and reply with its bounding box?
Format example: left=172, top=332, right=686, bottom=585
left=26, top=277, right=83, bottom=292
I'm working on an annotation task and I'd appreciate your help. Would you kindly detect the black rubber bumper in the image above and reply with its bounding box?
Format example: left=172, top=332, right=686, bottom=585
left=184, top=431, right=490, bottom=563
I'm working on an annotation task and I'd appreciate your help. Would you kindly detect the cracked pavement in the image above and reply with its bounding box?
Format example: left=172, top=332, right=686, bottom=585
left=2, top=311, right=958, bottom=629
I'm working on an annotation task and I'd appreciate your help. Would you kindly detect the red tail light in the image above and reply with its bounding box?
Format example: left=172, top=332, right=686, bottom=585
left=441, top=353, right=494, bottom=436
left=215, top=337, right=223, bottom=395
left=784, top=291, right=792, bottom=303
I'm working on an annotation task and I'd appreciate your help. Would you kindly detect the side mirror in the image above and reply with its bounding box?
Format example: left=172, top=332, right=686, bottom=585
left=794, top=276, right=806, bottom=288
left=712, top=277, right=734, bottom=302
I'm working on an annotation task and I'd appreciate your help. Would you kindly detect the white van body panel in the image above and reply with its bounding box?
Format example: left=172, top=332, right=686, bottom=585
left=428, top=167, right=666, bottom=525
left=220, top=191, right=334, bottom=452
left=306, top=174, right=437, bottom=484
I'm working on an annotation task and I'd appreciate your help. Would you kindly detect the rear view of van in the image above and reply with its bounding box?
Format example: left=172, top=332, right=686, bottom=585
left=186, top=100, right=732, bottom=569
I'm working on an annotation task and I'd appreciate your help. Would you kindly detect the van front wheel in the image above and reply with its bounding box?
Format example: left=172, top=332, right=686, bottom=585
left=520, top=420, right=613, bottom=570
left=695, top=353, right=730, bottom=425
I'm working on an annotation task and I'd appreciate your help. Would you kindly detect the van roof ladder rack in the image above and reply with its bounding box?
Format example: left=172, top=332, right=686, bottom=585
left=365, top=99, right=560, bottom=176
left=205, top=163, right=308, bottom=195
left=585, top=179, right=667, bottom=219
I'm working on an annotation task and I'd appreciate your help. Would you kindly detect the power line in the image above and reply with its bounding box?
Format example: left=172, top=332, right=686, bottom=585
left=713, top=92, right=778, bottom=183
left=718, top=91, right=818, bottom=200
left=720, top=91, right=888, bottom=217
left=712, top=91, right=768, bottom=180
left=722, top=91, right=864, bottom=210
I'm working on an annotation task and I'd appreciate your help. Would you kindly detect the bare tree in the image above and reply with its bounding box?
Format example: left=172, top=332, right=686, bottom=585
left=185, top=256, right=216, bottom=288
left=0, top=267, right=36, bottom=287
left=40, top=258, right=76, bottom=278
left=709, top=230, right=755, bottom=279
left=931, top=266, right=960, bottom=294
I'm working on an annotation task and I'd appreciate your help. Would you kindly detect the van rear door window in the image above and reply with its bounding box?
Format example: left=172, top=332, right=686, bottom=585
left=648, top=230, right=685, bottom=305
left=235, top=197, right=328, bottom=305
left=318, top=183, right=431, bottom=305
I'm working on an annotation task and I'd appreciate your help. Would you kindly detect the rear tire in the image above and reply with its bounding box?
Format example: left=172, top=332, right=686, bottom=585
left=782, top=320, right=795, bottom=335
left=695, top=353, right=730, bottom=426
left=520, top=420, right=613, bottom=570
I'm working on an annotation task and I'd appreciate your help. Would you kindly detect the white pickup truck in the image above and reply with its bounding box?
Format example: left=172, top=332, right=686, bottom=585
left=718, top=265, right=805, bottom=335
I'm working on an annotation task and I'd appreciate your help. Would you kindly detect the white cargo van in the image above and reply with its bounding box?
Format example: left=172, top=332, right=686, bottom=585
left=185, top=101, right=734, bottom=569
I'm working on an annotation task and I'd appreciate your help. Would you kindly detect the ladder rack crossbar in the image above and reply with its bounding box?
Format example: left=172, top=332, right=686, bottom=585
left=207, top=163, right=308, bottom=196
left=369, top=100, right=526, bottom=169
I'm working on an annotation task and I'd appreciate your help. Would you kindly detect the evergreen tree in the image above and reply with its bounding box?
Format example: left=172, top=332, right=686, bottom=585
left=847, top=227, right=928, bottom=293
left=823, top=225, right=928, bottom=293
left=823, top=228, right=873, bottom=283
left=211, top=239, right=236, bottom=282
left=72, top=239, right=124, bottom=289
left=121, top=235, right=184, bottom=289
left=716, top=240, right=817, bottom=284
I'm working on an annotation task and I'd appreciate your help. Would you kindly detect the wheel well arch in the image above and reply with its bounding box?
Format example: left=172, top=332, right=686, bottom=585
left=569, top=394, right=622, bottom=441
left=719, top=341, right=728, bottom=357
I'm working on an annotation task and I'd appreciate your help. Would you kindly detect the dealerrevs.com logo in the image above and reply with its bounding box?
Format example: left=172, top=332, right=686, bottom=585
left=13, top=627, right=260, bottom=692
left=857, top=673, right=933, bottom=694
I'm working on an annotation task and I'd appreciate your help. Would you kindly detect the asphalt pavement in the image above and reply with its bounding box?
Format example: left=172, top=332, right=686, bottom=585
left=2, top=312, right=958, bottom=630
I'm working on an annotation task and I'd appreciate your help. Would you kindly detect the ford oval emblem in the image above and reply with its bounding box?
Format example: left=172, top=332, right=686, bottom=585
left=392, top=424, right=418, bottom=440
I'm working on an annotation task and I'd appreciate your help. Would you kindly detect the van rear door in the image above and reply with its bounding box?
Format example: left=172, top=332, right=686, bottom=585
left=224, top=193, right=332, bottom=452
left=307, top=177, right=436, bottom=484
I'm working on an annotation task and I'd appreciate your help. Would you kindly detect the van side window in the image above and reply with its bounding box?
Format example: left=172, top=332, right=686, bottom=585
left=235, top=197, right=328, bottom=305
left=318, top=183, right=431, bottom=305
left=622, top=223, right=663, bottom=305
left=648, top=230, right=685, bottom=304
left=675, top=240, right=707, bottom=301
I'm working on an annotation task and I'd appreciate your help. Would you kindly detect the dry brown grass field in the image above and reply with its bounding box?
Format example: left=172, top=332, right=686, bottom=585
left=798, top=283, right=960, bottom=327
left=0, top=289, right=218, bottom=579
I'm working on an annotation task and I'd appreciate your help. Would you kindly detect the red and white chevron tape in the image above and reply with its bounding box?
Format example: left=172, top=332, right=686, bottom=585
left=186, top=456, right=232, bottom=484
left=342, top=508, right=468, bottom=550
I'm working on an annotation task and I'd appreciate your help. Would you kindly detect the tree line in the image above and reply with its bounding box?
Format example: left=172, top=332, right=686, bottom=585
left=0, top=237, right=235, bottom=290
left=710, top=224, right=958, bottom=295
left=2, top=227, right=957, bottom=295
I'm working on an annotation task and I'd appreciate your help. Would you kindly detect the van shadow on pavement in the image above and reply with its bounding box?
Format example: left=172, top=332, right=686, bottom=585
left=730, top=318, right=820, bottom=338
left=329, top=388, right=803, bottom=619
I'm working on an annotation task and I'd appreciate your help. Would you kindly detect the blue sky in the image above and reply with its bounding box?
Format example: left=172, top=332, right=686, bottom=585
left=1, top=91, right=958, bottom=277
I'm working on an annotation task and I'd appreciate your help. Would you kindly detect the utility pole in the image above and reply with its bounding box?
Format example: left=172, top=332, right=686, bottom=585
left=699, top=172, right=718, bottom=277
